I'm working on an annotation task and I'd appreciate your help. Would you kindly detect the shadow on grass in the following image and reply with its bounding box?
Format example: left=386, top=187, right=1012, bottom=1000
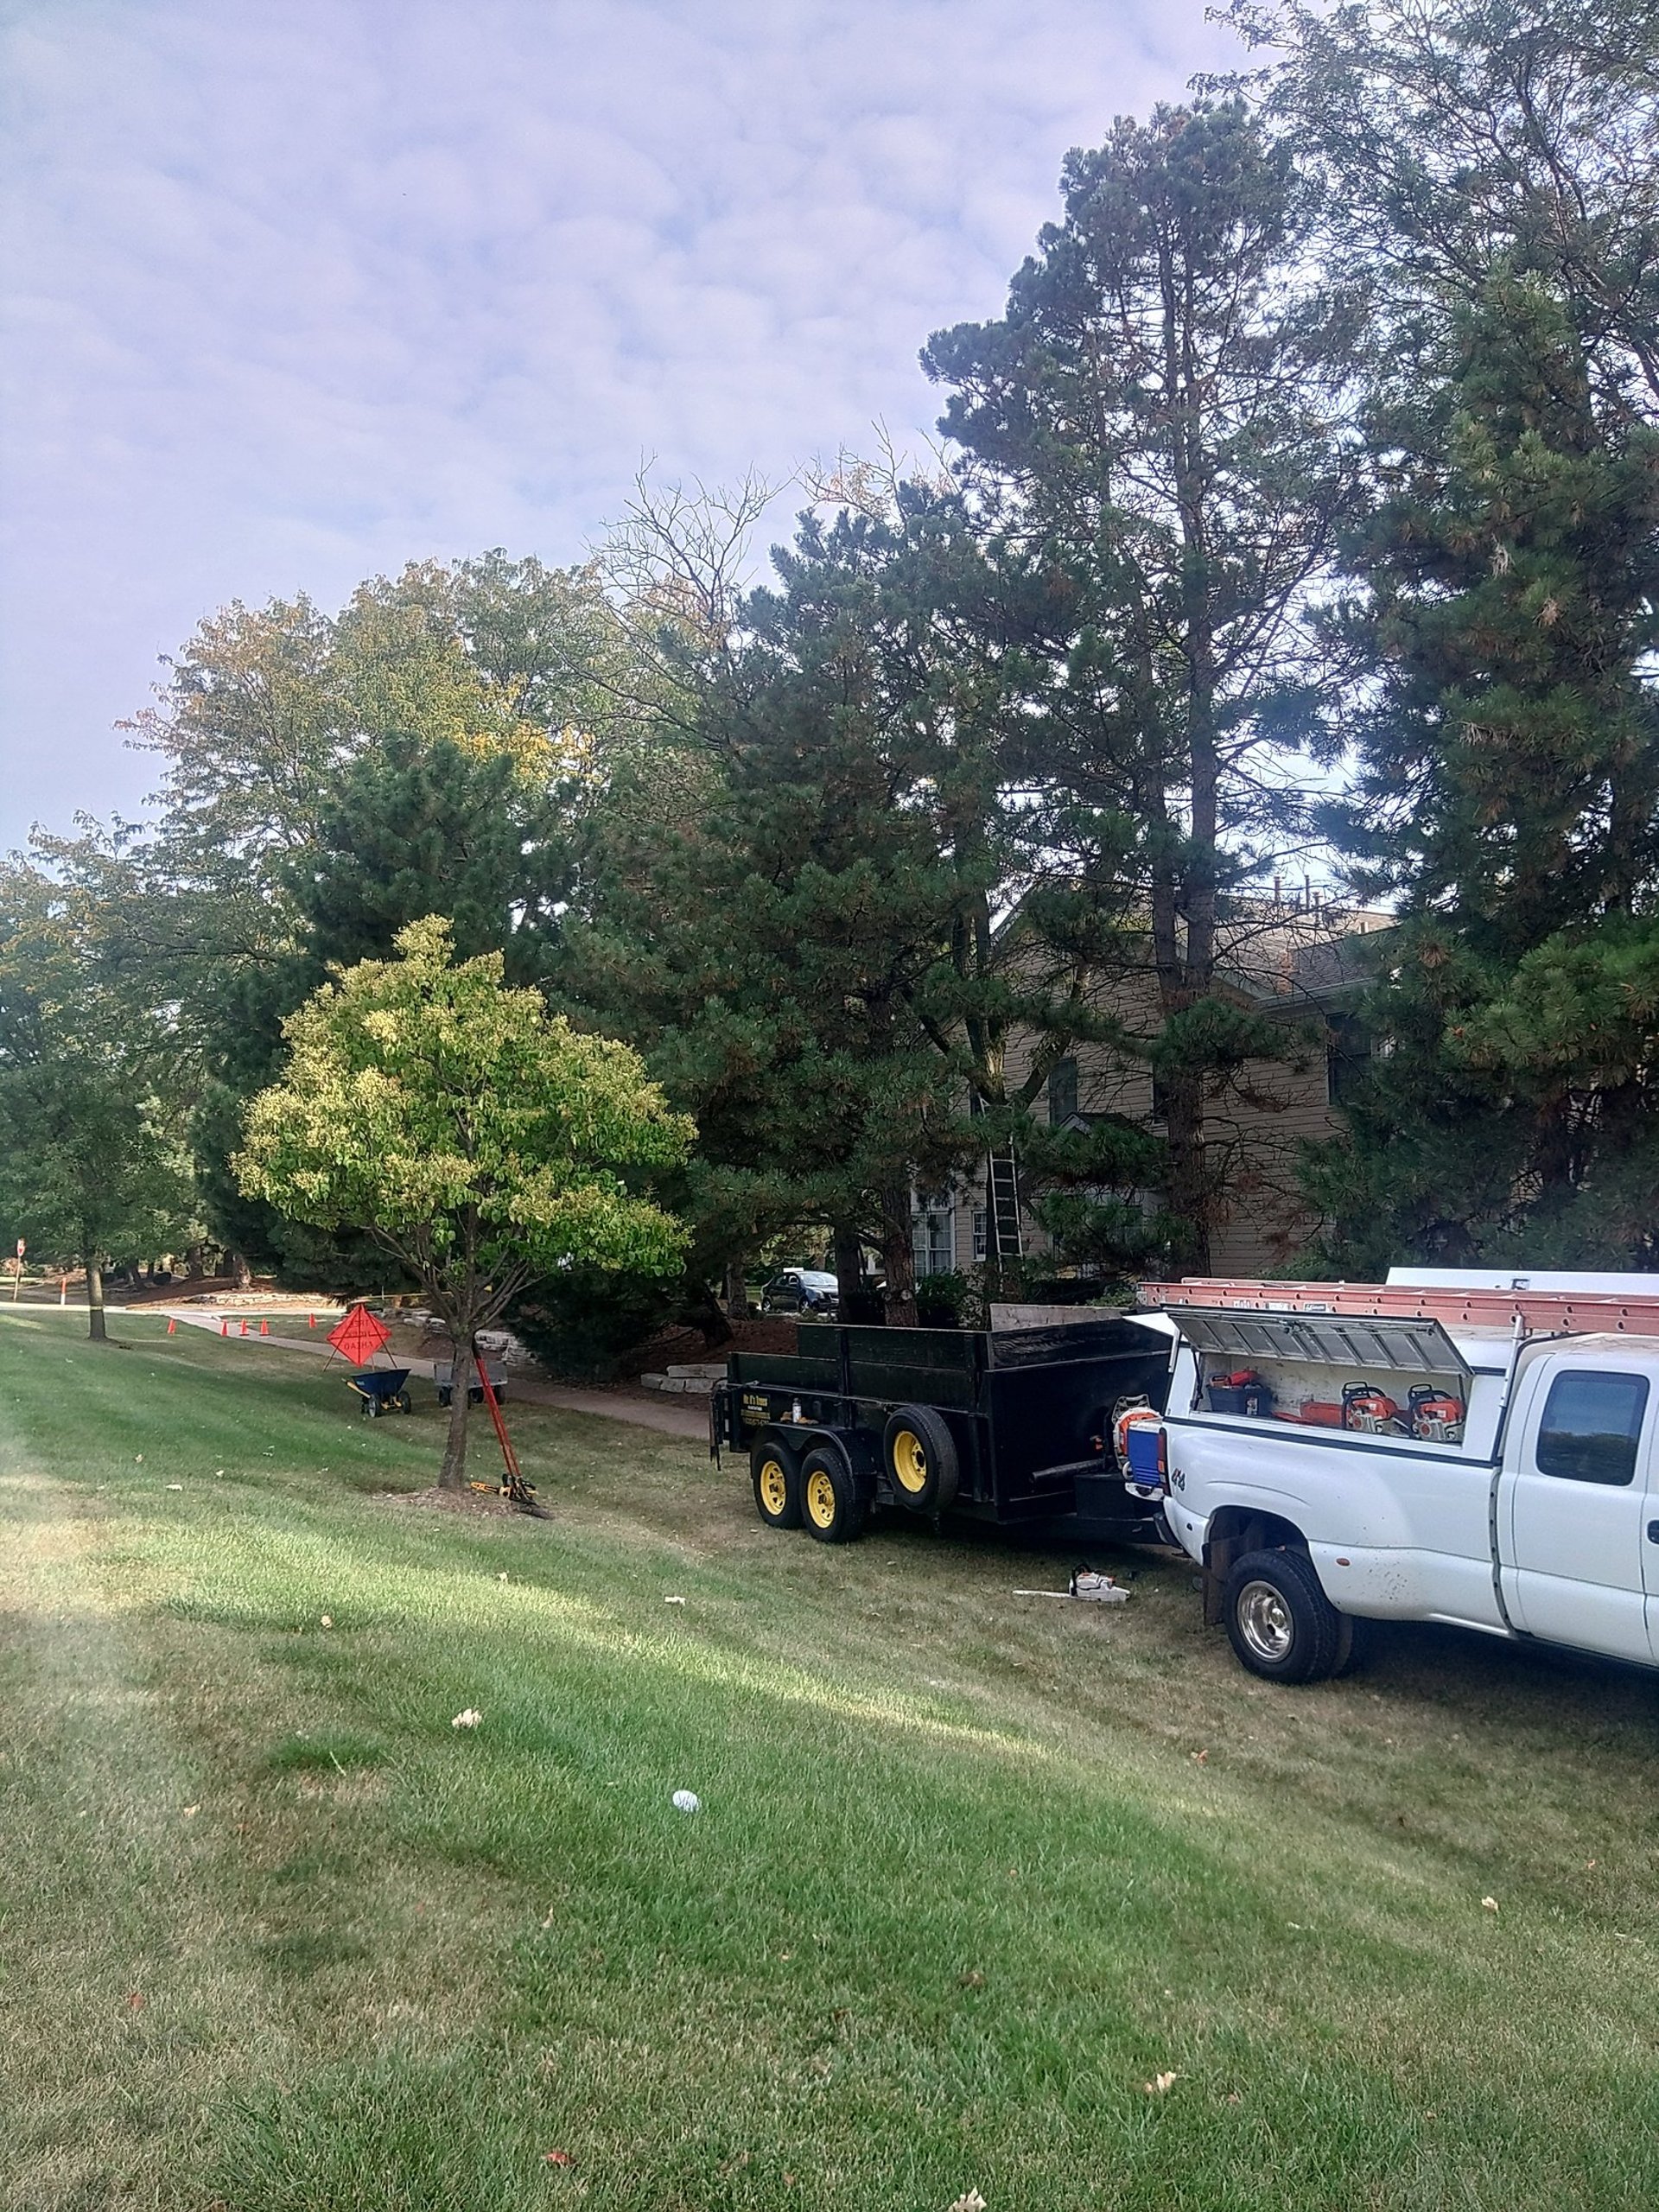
left=264, top=1730, right=389, bottom=1774
left=257, top=1927, right=371, bottom=1978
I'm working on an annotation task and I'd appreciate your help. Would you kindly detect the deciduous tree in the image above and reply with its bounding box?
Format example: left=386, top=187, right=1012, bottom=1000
left=236, top=918, right=692, bottom=1490
left=0, top=868, right=195, bottom=1337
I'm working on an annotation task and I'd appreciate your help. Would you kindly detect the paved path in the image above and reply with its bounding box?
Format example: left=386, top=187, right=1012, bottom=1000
left=506, top=1381, right=708, bottom=1440
left=150, top=1307, right=710, bottom=1442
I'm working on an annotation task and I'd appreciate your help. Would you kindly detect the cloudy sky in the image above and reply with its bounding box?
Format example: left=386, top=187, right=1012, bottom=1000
left=1, top=0, right=1232, bottom=849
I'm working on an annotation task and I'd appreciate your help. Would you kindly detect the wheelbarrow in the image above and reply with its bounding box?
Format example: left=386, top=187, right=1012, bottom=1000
left=434, top=1358, right=508, bottom=1408
left=347, top=1368, right=413, bottom=1419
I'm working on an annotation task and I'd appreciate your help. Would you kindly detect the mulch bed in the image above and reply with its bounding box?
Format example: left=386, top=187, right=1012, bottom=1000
left=619, top=1314, right=800, bottom=1374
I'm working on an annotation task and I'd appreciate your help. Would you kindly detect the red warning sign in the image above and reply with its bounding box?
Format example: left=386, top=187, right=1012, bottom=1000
left=327, top=1304, right=391, bottom=1365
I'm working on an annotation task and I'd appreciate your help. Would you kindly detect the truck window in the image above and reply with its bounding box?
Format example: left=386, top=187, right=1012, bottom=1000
left=1535, top=1371, right=1649, bottom=1486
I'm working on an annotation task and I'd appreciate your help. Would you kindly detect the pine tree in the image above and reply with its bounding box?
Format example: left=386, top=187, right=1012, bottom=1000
left=575, top=499, right=970, bottom=1325
left=572, top=486, right=1143, bottom=1319
left=1307, top=270, right=1659, bottom=1263
left=923, top=101, right=1354, bottom=1268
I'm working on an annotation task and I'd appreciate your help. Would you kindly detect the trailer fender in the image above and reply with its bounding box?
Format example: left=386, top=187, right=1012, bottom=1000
left=749, top=1430, right=804, bottom=1531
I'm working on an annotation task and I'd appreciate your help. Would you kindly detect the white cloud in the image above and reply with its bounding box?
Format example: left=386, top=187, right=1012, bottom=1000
left=0, top=0, right=1233, bottom=842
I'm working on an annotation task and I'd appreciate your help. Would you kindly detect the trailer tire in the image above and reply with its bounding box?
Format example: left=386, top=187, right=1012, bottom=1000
left=750, top=1433, right=802, bottom=1531
left=882, top=1405, right=960, bottom=1513
left=1224, top=1548, right=1343, bottom=1684
left=800, top=1443, right=867, bottom=1545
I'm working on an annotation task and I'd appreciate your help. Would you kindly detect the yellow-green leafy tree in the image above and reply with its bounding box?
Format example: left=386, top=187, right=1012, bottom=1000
left=236, top=917, right=692, bottom=1491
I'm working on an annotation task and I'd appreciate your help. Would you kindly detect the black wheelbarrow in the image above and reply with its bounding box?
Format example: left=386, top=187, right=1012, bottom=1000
left=347, top=1367, right=413, bottom=1418
left=434, top=1358, right=508, bottom=1408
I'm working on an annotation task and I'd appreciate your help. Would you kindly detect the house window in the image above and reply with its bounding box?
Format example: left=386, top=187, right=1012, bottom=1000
left=1325, top=1013, right=1372, bottom=1107
left=1047, top=1055, right=1078, bottom=1127
left=912, top=1203, right=954, bottom=1278
left=971, top=1208, right=988, bottom=1262
left=1149, top=1076, right=1169, bottom=1125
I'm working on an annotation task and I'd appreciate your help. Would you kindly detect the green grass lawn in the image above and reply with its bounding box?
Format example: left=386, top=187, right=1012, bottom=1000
left=3, top=1309, right=1657, bottom=2212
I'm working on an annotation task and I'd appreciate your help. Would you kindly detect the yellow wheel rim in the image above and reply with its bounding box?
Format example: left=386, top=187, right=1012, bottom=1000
left=804, top=1467, right=837, bottom=1529
left=759, top=1458, right=789, bottom=1516
left=892, top=1428, right=928, bottom=1494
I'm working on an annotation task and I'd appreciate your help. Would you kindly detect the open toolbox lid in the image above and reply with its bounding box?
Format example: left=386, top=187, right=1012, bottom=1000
left=1162, top=1305, right=1474, bottom=1388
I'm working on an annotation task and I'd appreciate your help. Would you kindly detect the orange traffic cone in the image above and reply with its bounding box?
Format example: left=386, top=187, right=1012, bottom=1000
left=239, top=1318, right=248, bottom=1336
left=220, top=1319, right=229, bottom=1338
left=167, top=1318, right=176, bottom=1334
left=259, top=1318, right=270, bottom=1336
left=308, top=1313, right=316, bottom=1329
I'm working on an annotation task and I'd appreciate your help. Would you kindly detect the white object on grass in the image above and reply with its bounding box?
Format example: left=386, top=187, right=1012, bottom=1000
left=1012, top=1584, right=1130, bottom=1605
left=451, top=1707, right=483, bottom=1729
left=671, top=1789, right=701, bottom=1814
left=1070, top=1570, right=1130, bottom=1604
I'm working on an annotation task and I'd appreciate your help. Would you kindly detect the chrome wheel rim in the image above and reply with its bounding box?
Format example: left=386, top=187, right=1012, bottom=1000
left=1236, top=1580, right=1294, bottom=1662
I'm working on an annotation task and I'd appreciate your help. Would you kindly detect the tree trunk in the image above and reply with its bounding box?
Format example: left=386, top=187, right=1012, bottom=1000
left=880, top=1182, right=918, bottom=1329
left=721, top=1257, right=749, bottom=1322
left=438, top=1340, right=472, bottom=1491
left=86, top=1259, right=107, bottom=1343
left=1162, top=1072, right=1211, bottom=1275
left=229, top=1249, right=252, bottom=1291
left=832, top=1223, right=864, bottom=1308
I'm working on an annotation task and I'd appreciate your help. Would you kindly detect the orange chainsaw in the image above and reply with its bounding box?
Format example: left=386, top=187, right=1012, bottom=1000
left=1408, top=1385, right=1465, bottom=1443
left=1342, top=1381, right=1404, bottom=1433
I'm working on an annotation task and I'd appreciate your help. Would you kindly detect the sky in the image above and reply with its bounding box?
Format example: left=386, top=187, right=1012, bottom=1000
left=0, top=0, right=1234, bottom=850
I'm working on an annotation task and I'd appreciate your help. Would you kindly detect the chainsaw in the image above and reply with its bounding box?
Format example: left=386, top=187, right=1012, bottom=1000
left=1342, top=1381, right=1404, bottom=1434
left=1408, top=1385, right=1466, bottom=1444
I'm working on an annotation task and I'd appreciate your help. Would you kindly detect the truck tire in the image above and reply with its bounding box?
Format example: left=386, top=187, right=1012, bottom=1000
left=1224, top=1548, right=1344, bottom=1684
left=750, top=1433, right=802, bottom=1531
left=882, top=1404, right=960, bottom=1513
left=800, top=1442, right=867, bottom=1545
left=1331, top=1610, right=1365, bottom=1676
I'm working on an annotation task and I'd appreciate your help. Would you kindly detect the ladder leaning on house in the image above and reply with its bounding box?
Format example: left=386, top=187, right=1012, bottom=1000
left=986, top=1145, right=1024, bottom=1263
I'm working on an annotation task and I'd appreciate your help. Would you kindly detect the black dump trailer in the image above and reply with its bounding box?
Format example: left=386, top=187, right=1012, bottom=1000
left=710, top=1318, right=1173, bottom=1545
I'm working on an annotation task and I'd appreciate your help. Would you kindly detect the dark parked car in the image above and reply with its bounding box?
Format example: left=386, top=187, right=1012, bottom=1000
left=760, top=1268, right=840, bottom=1316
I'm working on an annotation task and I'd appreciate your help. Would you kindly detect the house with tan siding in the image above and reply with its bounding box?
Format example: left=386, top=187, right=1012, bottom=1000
left=911, top=898, right=1392, bottom=1283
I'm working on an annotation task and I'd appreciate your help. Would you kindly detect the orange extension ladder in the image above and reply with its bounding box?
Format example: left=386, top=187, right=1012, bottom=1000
left=1137, top=1276, right=1659, bottom=1341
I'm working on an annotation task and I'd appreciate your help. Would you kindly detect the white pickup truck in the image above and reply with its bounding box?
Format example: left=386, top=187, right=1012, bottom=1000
left=1139, top=1268, right=1659, bottom=1684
